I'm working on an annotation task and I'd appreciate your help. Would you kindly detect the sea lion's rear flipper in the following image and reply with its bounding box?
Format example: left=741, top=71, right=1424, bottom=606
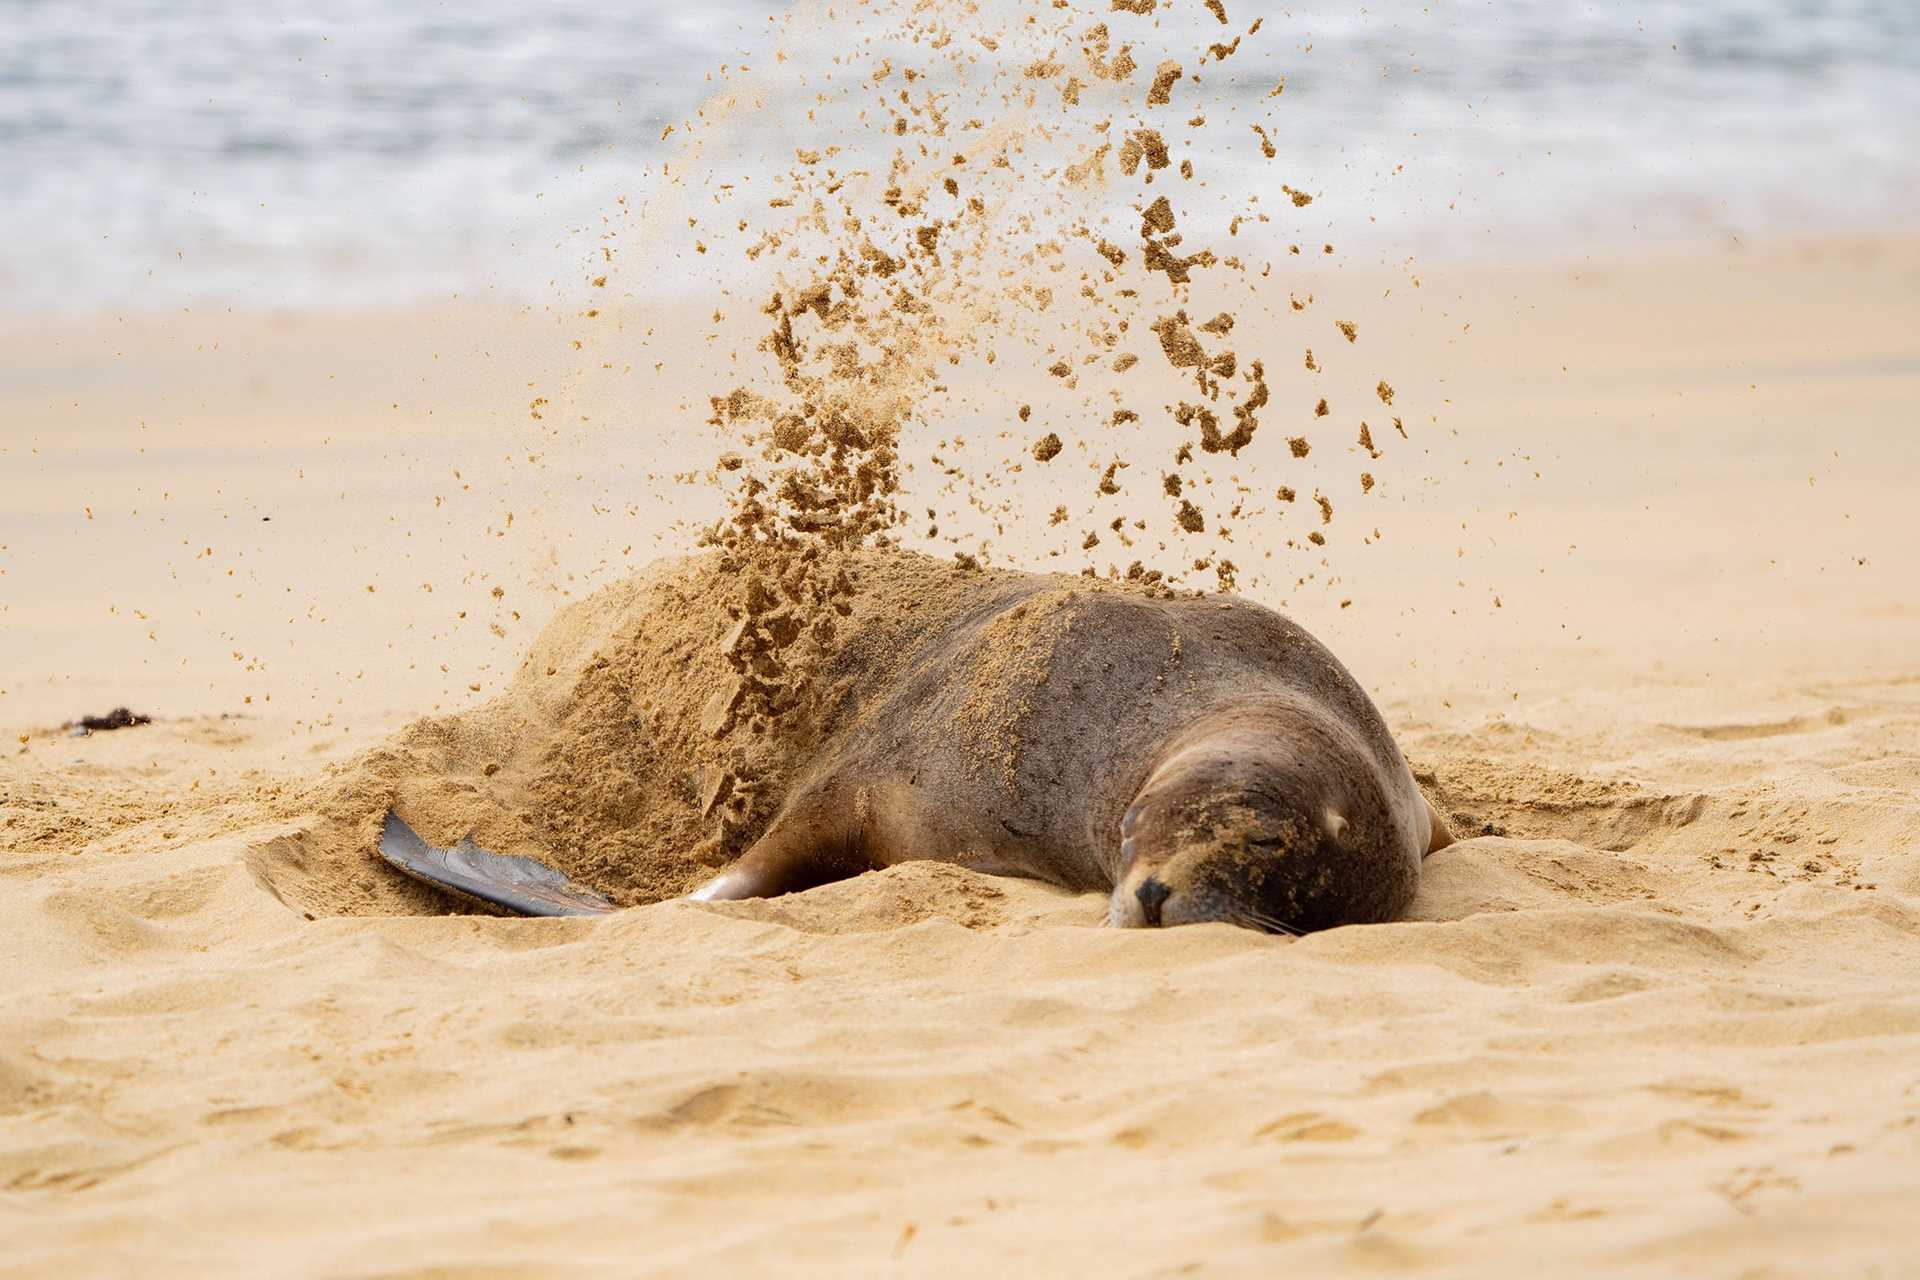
left=377, top=811, right=618, bottom=917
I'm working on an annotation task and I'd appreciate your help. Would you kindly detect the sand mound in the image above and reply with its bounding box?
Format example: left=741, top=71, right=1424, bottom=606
left=258, top=550, right=1096, bottom=919
left=262, top=553, right=773, bottom=917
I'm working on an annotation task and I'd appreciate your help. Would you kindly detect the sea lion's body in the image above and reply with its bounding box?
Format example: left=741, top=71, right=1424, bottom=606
left=382, top=553, right=1447, bottom=933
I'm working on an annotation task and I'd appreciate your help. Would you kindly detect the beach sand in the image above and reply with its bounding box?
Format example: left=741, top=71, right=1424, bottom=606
left=3, top=236, right=1919, bottom=1275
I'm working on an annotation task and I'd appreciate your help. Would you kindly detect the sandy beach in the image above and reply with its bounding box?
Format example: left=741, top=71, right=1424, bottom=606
left=2, top=234, right=1917, bottom=1275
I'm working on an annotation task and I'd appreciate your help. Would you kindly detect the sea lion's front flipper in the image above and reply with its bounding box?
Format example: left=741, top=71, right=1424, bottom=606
left=1424, top=794, right=1454, bottom=856
left=689, top=786, right=874, bottom=901
left=377, top=811, right=618, bottom=917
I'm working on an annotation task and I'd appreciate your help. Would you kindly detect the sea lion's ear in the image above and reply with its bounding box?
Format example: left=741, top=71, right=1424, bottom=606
left=1423, top=795, right=1454, bottom=856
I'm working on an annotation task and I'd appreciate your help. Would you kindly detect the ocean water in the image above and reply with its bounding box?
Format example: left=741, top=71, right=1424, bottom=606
left=2, top=0, right=1916, bottom=315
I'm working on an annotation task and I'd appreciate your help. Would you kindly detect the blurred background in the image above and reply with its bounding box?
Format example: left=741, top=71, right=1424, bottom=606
left=4, top=0, right=1917, bottom=314
left=1, top=1, right=1916, bottom=730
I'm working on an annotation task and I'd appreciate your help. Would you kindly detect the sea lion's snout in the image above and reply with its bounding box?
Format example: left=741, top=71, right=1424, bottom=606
left=1109, top=831, right=1308, bottom=934
left=1111, top=867, right=1234, bottom=931
left=1134, top=876, right=1172, bottom=926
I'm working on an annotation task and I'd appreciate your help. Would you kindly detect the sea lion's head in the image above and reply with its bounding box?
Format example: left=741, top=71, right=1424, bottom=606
left=1108, top=713, right=1422, bottom=934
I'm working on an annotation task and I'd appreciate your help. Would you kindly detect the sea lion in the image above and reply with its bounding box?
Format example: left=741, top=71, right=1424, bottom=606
left=379, top=552, right=1450, bottom=934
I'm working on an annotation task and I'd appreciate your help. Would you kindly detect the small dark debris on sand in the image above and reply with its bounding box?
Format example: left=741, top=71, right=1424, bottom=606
left=65, top=707, right=153, bottom=736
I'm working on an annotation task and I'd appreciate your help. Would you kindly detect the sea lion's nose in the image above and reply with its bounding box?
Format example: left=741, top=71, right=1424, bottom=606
left=1136, top=876, right=1171, bottom=926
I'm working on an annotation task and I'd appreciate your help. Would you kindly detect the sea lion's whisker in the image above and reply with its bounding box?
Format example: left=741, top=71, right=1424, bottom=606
left=1233, top=908, right=1302, bottom=938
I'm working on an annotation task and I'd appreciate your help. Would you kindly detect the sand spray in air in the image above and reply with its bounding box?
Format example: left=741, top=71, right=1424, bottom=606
left=577, top=0, right=1418, bottom=856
